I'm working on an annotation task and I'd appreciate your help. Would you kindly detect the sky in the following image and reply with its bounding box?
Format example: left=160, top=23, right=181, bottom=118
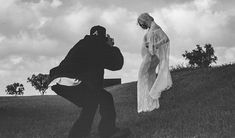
left=0, top=0, right=235, bottom=96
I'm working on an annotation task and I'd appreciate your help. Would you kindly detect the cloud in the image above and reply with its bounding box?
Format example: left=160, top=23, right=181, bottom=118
left=0, top=0, right=64, bottom=37
left=51, top=0, right=63, bottom=8
left=1, top=0, right=235, bottom=96
left=149, top=0, right=235, bottom=65
left=0, top=55, right=61, bottom=96
left=0, top=31, right=60, bottom=59
left=64, top=4, right=98, bottom=34
left=41, top=4, right=143, bottom=53
left=152, top=0, right=230, bottom=39
left=214, top=47, right=235, bottom=64
left=0, top=1, right=37, bottom=36
left=0, top=0, right=142, bottom=61
left=101, top=7, right=132, bottom=25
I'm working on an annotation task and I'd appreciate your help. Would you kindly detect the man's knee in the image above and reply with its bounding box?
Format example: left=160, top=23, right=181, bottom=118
left=51, top=84, right=64, bottom=95
left=99, top=91, right=114, bottom=103
left=51, top=84, right=59, bottom=92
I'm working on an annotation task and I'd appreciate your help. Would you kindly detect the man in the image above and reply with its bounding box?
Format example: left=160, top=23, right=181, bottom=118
left=48, top=25, right=130, bottom=138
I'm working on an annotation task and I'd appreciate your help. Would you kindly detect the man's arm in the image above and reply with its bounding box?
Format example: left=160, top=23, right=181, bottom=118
left=103, top=46, right=124, bottom=71
left=49, top=43, right=88, bottom=80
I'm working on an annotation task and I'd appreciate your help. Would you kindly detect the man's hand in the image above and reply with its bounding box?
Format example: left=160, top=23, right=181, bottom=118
left=106, top=34, right=114, bottom=46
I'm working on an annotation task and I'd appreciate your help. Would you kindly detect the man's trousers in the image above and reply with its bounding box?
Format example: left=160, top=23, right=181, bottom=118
left=51, top=82, right=117, bottom=138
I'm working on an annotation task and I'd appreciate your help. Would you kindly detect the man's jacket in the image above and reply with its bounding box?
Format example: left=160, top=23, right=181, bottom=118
left=50, top=35, right=124, bottom=89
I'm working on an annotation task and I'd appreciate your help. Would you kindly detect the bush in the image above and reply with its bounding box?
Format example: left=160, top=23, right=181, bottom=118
left=27, top=74, right=49, bottom=95
left=5, top=83, right=24, bottom=96
left=182, top=44, right=217, bottom=68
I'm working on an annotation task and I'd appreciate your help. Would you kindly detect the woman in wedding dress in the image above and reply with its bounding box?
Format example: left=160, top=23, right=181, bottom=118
left=137, top=13, right=173, bottom=113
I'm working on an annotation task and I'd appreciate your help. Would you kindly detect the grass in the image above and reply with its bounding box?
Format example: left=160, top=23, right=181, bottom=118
left=0, top=64, right=235, bottom=138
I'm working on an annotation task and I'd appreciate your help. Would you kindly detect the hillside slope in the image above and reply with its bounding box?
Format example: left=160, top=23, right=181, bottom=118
left=0, top=64, right=234, bottom=138
left=107, top=64, right=235, bottom=138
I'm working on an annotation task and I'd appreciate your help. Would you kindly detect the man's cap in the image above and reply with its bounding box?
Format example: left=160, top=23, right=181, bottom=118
left=90, top=25, right=106, bottom=37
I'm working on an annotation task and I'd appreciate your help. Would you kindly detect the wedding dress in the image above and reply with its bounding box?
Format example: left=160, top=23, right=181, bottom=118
left=137, top=22, right=172, bottom=113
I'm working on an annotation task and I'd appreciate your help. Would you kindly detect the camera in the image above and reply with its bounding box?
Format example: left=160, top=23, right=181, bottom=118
left=105, top=34, right=114, bottom=46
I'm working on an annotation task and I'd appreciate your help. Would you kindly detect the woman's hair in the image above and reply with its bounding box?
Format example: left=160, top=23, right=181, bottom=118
left=137, top=13, right=154, bottom=25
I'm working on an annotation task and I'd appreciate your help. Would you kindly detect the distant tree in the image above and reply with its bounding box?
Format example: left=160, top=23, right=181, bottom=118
left=27, top=73, right=49, bottom=95
left=182, top=44, right=218, bottom=68
left=5, top=83, right=24, bottom=96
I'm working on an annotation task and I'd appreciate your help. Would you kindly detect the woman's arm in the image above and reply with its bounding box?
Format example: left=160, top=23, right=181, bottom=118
left=141, top=34, right=150, bottom=57
left=155, top=33, right=169, bottom=49
left=149, top=29, right=169, bottom=55
left=149, top=31, right=156, bottom=55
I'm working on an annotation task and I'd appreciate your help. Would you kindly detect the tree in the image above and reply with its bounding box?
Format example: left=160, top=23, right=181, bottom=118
left=27, top=73, right=49, bottom=95
left=182, top=44, right=218, bottom=68
left=5, top=83, right=24, bottom=96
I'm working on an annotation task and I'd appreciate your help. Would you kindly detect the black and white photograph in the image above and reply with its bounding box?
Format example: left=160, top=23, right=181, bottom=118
left=0, top=0, right=234, bottom=137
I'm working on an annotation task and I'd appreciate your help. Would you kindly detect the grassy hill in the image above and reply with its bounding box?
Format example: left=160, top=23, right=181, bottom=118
left=0, top=64, right=234, bottom=138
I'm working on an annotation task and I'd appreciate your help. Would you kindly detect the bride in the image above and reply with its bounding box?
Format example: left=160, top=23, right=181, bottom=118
left=137, top=13, right=173, bottom=113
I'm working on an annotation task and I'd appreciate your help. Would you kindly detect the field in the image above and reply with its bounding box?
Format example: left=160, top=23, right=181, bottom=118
left=0, top=64, right=235, bottom=138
